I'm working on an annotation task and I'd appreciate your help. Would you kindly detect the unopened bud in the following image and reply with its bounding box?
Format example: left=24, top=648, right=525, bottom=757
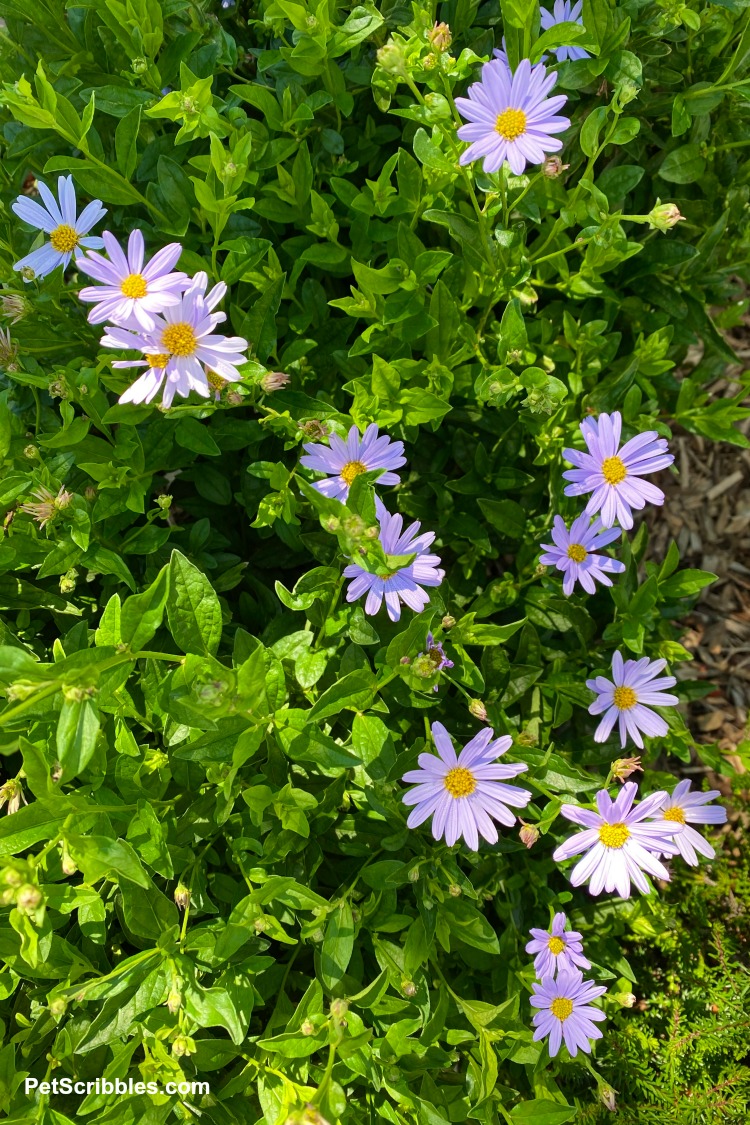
left=23, top=445, right=38, bottom=459
left=401, top=980, right=417, bottom=998
left=611, top=756, right=643, bottom=782
left=617, top=79, right=639, bottom=105
left=377, top=41, right=408, bottom=77
left=329, top=998, right=348, bottom=1020
left=600, top=1087, right=617, bottom=1112
left=617, top=991, right=636, bottom=1008
left=131, top=56, right=148, bottom=74
left=468, top=699, right=488, bottom=722
left=48, top=997, right=67, bottom=1018
left=448, top=883, right=462, bottom=897
left=17, top=884, right=42, bottom=911
left=400, top=655, right=411, bottom=665
left=542, top=155, right=569, bottom=178
left=408, top=867, right=420, bottom=882
left=226, top=389, right=243, bottom=405
left=427, top=22, right=452, bottom=52
left=300, top=1018, right=315, bottom=1036
left=648, top=201, right=685, bottom=232
left=180, top=96, right=198, bottom=116
left=59, top=568, right=77, bottom=594
left=85, top=486, right=97, bottom=501
left=174, top=883, right=190, bottom=909
left=519, top=823, right=540, bottom=849
left=324, top=516, right=340, bottom=533
left=412, top=654, right=435, bottom=679
left=20, top=267, right=36, bottom=282
left=171, top=1034, right=196, bottom=1057
left=261, top=371, right=291, bottom=393
left=156, top=494, right=172, bottom=510
left=166, top=989, right=182, bottom=1014
left=299, top=419, right=329, bottom=440
left=441, top=615, right=456, bottom=630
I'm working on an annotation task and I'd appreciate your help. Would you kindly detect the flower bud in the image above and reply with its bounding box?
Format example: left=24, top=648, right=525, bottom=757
left=23, top=445, right=38, bottom=459
left=20, top=267, right=36, bottom=282
left=611, top=756, right=643, bottom=782
left=166, top=988, right=182, bottom=1014
left=617, top=79, right=639, bottom=105
left=59, top=568, right=77, bottom=594
left=156, top=494, right=172, bottom=510
left=617, top=991, right=636, bottom=1008
left=408, top=867, right=420, bottom=882
left=324, top=516, right=340, bottom=533
left=428, top=22, right=452, bottom=52
left=600, top=1087, right=617, bottom=1112
left=171, top=1034, right=196, bottom=1057
left=400, top=655, right=411, bottom=665
left=542, top=155, right=569, bottom=178
left=180, top=96, right=198, bottom=116
left=441, top=615, right=456, bottom=630
left=299, top=419, right=329, bottom=440
left=48, top=997, right=67, bottom=1018
left=85, top=486, right=97, bottom=501
left=174, top=883, right=190, bottom=909
left=261, top=371, right=291, bottom=393
left=131, top=57, right=148, bottom=74
left=412, top=654, right=435, bottom=679
left=519, top=823, right=540, bottom=849
left=377, top=40, right=408, bottom=77
left=300, top=1018, right=315, bottom=1036
left=401, top=980, right=417, bottom=998
left=329, top=998, right=348, bottom=1020
left=17, top=884, right=42, bottom=912
left=648, top=202, right=686, bottom=232
left=468, top=699, right=488, bottom=722
left=448, top=883, right=462, bottom=897
left=226, top=389, right=243, bottom=405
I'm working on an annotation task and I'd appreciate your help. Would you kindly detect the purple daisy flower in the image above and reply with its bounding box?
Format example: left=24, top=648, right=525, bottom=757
left=552, top=782, right=683, bottom=898
left=102, top=272, right=249, bottom=408
left=300, top=423, right=406, bottom=502
left=78, top=230, right=188, bottom=331
left=12, top=175, right=106, bottom=281
left=343, top=506, right=444, bottom=622
left=587, top=651, right=679, bottom=749
left=492, top=38, right=509, bottom=66
left=456, top=58, right=569, bottom=176
left=540, top=513, right=625, bottom=596
left=654, top=780, right=727, bottom=866
left=525, top=912, right=591, bottom=979
left=402, top=722, right=531, bottom=851
left=540, top=1, right=591, bottom=62
left=416, top=632, right=454, bottom=692
left=531, top=966, right=606, bottom=1058
left=562, top=411, right=675, bottom=530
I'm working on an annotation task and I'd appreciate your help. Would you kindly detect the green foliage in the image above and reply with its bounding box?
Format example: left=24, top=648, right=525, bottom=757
left=0, top=0, right=748, bottom=1122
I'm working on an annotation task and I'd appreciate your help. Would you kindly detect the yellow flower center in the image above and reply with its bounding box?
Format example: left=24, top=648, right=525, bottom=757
left=567, top=543, right=587, bottom=563
left=495, top=108, right=527, bottom=140
left=162, top=322, right=198, bottom=357
left=613, top=686, right=637, bottom=711
left=550, top=997, right=574, bottom=1021
left=49, top=224, right=80, bottom=253
left=598, top=822, right=630, bottom=849
left=443, top=767, right=476, bottom=799
left=341, top=460, right=367, bottom=486
left=120, top=273, right=148, bottom=299
left=663, top=806, right=686, bottom=824
left=145, top=353, right=170, bottom=369
left=601, top=455, right=627, bottom=485
left=205, top=368, right=227, bottom=393
left=548, top=936, right=565, bottom=955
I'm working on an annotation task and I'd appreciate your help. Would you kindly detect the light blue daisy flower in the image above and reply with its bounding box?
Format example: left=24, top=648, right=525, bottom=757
left=12, top=175, right=106, bottom=281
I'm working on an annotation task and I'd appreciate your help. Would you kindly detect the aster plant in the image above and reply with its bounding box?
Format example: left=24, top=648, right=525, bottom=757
left=343, top=506, right=444, bottom=621
left=526, top=912, right=591, bottom=979
left=78, top=230, right=188, bottom=330
left=456, top=58, right=570, bottom=176
left=654, top=780, right=727, bottom=866
left=401, top=722, right=531, bottom=850
left=563, top=411, right=675, bottom=530
left=102, top=272, right=249, bottom=407
left=300, top=423, right=406, bottom=501
left=539, top=513, right=625, bottom=595
left=12, top=176, right=106, bottom=280
left=530, top=967, right=607, bottom=1058
left=587, top=651, right=679, bottom=748
left=552, top=782, right=684, bottom=898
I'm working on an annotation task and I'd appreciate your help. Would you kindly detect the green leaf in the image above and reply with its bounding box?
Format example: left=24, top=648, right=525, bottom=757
left=509, top=1101, right=577, bottom=1124
left=659, top=569, right=717, bottom=598
left=56, top=697, right=100, bottom=782
left=167, top=550, right=223, bottom=656
left=120, top=565, right=169, bottom=652
left=321, top=900, right=355, bottom=989
left=658, top=143, right=706, bottom=184
left=307, top=669, right=376, bottom=721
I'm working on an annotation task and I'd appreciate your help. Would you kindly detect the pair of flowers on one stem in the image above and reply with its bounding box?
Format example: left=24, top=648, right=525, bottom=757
left=10, top=175, right=249, bottom=408
left=400, top=723, right=726, bottom=896
left=527, top=912, right=606, bottom=1059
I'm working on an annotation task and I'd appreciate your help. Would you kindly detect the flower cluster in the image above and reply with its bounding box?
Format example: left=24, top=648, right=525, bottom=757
left=10, top=176, right=250, bottom=407
left=553, top=779, right=727, bottom=898
left=527, top=913, right=606, bottom=1058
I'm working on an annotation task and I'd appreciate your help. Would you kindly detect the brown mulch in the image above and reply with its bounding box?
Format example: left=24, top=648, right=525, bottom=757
left=648, top=332, right=750, bottom=775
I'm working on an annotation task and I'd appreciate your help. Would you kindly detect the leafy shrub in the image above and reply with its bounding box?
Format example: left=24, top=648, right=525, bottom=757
left=0, top=0, right=748, bottom=1122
